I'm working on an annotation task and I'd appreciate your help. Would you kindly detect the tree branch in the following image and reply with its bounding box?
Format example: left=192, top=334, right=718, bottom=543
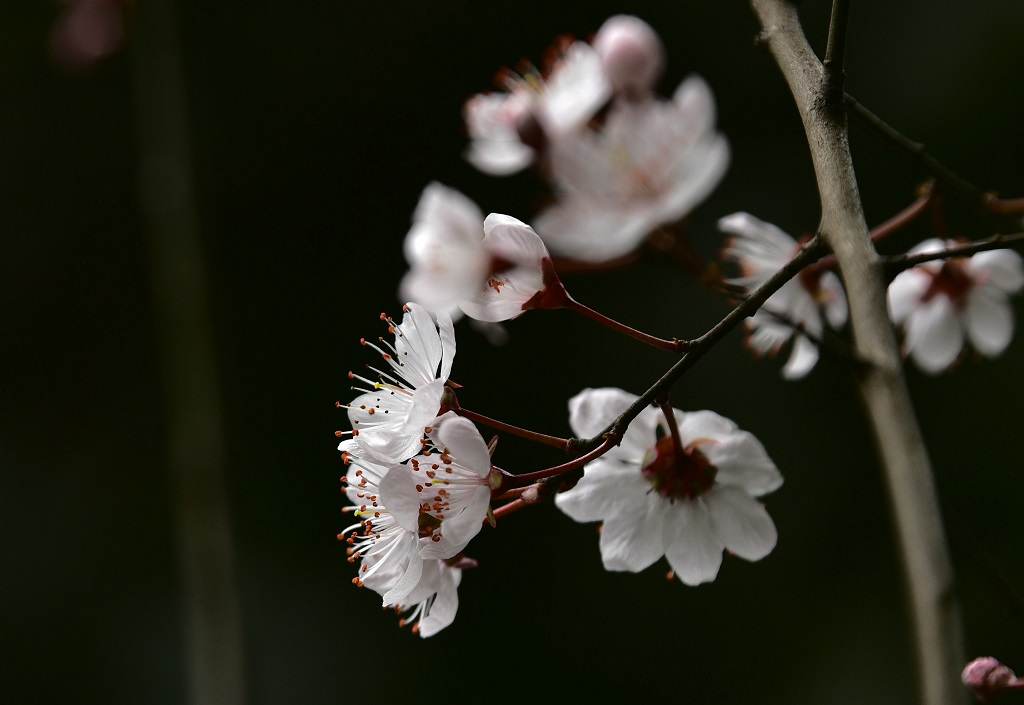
left=750, top=2, right=965, bottom=705
left=884, top=232, right=1024, bottom=276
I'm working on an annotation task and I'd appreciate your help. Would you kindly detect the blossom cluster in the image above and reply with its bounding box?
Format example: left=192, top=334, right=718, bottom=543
left=337, top=14, right=1024, bottom=637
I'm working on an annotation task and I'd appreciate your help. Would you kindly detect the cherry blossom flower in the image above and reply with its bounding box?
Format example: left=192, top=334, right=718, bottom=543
left=338, top=441, right=431, bottom=607
left=379, top=412, right=498, bottom=561
left=887, top=239, right=1024, bottom=374
left=394, top=559, right=463, bottom=638
left=533, top=75, right=729, bottom=263
left=719, top=212, right=848, bottom=379
left=399, top=182, right=554, bottom=323
left=341, top=303, right=455, bottom=465
left=554, top=387, right=783, bottom=586
left=463, top=39, right=611, bottom=176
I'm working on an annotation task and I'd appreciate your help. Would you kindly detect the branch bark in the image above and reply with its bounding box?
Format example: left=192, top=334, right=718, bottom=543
left=750, top=2, right=965, bottom=704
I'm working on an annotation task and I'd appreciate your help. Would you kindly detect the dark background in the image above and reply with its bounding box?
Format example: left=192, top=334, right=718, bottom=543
left=3, top=1, right=1024, bottom=703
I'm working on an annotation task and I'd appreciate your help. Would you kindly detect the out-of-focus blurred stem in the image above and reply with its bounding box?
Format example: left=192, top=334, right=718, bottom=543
left=128, top=1, right=245, bottom=704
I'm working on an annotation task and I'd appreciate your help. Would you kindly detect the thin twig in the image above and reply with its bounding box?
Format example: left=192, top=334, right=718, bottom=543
left=822, top=0, right=851, bottom=100
left=884, top=232, right=1024, bottom=276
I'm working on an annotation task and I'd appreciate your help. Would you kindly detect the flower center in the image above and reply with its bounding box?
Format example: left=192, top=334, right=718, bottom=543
left=920, top=259, right=974, bottom=309
left=641, top=434, right=717, bottom=500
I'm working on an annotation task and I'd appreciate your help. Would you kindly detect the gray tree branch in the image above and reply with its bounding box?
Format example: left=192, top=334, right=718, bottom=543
left=749, top=2, right=966, bottom=704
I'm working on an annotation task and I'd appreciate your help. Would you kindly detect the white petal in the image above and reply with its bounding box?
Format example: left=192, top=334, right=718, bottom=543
left=482, top=213, right=550, bottom=264
left=382, top=552, right=424, bottom=607
left=420, top=487, right=489, bottom=560
left=968, top=249, right=1024, bottom=293
left=597, top=494, right=667, bottom=572
left=436, top=311, right=456, bottom=381
left=701, top=429, right=783, bottom=497
left=887, top=268, right=929, bottom=324
left=554, top=458, right=650, bottom=523
left=401, top=378, right=444, bottom=434
left=434, top=414, right=492, bottom=477
left=965, top=287, right=1015, bottom=357
left=819, top=271, right=849, bottom=328
left=417, top=566, right=461, bottom=638
left=718, top=212, right=798, bottom=272
left=536, top=41, right=611, bottom=136
left=394, top=304, right=444, bottom=386
left=706, top=485, right=778, bottom=561
left=567, top=387, right=658, bottom=461
left=459, top=293, right=529, bottom=323
left=904, top=297, right=963, bottom=374
left=662, top=498, right=723, bottom=585
left=781, top=334, right=819, bottom=379
left=378, top=465, right=422, bottom=533
left=676, top=408, right=737, bottom=442
left=656, top=134, right=730, bottom=226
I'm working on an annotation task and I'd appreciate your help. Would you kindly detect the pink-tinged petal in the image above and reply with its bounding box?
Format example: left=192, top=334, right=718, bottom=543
left=567, top=387, right=658, bottom=461
left=462, top=93, right=535, bottom=176
left=417, top=565, right=461, bottom=638
left=433, top=414, right=492, bottom=477
left=378, top=465, right=422, bottom=533
left=706, top=485, right=778, bottom=562
left=704, top=433, right=783, bottom=497
left=554, top=458, right=650, bottom=523
left=904, top=296, right=963, bottom=374
left=781, top=334, right=819, bottom=380
left=598, top=494, right=667, bottom=572
left=965, top=288, right=1015, bottom=357
left=662, top=498, right=723, bottom=585
left=887, top=268, right=929, bottom=324
left=533, top=202, right=652, bottom=263
left=593, top=15, right=664, bottom=99
left=968, top=249, right=1024, bottom=293
left=483, top=213, right=550, bottom=264
left=401, top=378, right=444, bottom=435
left=459, top=293, right=530, bottom=323
left=819, top=271, right=849, bottom=328
left=909, top=238, right=954, bottom=259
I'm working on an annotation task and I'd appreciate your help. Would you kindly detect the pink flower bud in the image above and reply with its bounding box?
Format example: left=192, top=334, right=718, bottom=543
left=593, top=15, right=665, bottom=100
left=962, top=656, right=1021, bottom=702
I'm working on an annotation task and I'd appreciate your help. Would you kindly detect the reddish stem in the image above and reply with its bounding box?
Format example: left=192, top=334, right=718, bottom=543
left=491, top=498, right=528, bottom=520
left=564, top=297, right=686, bottom=353
left=985, top=195, right=1024, bottom=215
left=502, top=435, right=618, bottom=487
left=454, top=407, right=569, bottom=450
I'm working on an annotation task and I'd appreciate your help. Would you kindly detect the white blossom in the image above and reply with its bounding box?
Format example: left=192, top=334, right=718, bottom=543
left=463, top=40, right=611, bottom=176
left=394, top=560, right=463, bottom=638
left=555, top=388, right=783, bottom=586
left=534, top=76, right=729, bottom=263
left=399, top=183, right=552, bottom=323
left=341, top=303, right=455, bottom=465
left=719, top=212, right=848, bottom=379
left=887, top=238, right=1024, bottom=374
left=380, top=412, right=497, bottom=561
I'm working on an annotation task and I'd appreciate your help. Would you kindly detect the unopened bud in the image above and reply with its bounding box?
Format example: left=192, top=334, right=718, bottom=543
left=962, top=656, right=1022, bottom=702
left=593, top=15, right=665, bottom=100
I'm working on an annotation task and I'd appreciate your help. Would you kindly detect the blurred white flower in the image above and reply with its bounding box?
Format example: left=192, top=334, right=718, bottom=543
left=400, top=183, right=552, bottom=323
left=341, top=303, right=456, bottom=465
left=887, top=238, right=1024, bottom=374
left=555, top=388, right=783, bottom=586
left=719, top=212, right=848, bottom=379
left=534, top=76, right=729, bottom=263
left=380, top=413, right=497, bottom=561
left=463, top=39, right=611, bottom=176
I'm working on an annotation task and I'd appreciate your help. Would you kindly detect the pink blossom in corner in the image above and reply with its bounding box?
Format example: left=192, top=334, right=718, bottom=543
left=719, top=212, right=848, bottom=379
left=593, top=15, right=665, bottom=101
left=887, top=239, right=1024, bottom=374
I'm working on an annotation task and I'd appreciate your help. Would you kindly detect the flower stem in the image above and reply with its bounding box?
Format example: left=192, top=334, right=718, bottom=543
left=656, top=396, right=684, bottom=456
left=453, top=407, right=570, bottom=450
left=503, top=435, right=618, bottom=486
left=564, top=297, right=686, bottom=353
